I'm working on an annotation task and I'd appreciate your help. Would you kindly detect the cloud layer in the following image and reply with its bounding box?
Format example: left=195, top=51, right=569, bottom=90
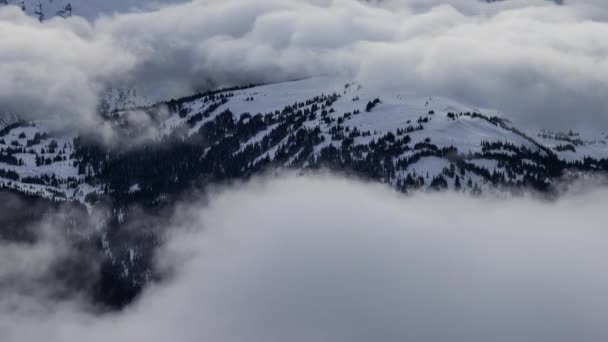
left=2, top=0, right=608, bottom=131
left=2, top=175, right=608, bottom=341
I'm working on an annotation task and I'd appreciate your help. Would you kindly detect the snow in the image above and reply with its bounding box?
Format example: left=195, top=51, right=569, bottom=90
left=187, top=77, right=539, bottom=164
left=535, top=132, right=608, bottom=162
left=129, top=184, right=141, bottom=194
left=1, top=0, right=189, bottom=21
left=2, top=75, right=608, bottom=203
left=101, top=88, right=156, bottom=113
left=226, top=77, right=349, bottom=118
left=0, top=120, right=94, bottom=202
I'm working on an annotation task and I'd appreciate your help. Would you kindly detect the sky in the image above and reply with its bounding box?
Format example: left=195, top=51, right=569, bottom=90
left=1, top=0, right=608, bottom=132
left=2, top=174, right=608, bottom=341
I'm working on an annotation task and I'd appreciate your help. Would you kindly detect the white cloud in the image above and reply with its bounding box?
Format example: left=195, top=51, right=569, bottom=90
left=2, top=0, right=608, bottom=133
left=2, top=175, right=608, bottom=341
left=0, top=8, right=134, bottom=128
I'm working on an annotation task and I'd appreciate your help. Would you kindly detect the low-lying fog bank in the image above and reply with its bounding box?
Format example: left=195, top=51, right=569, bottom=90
left=2, top=174, right=608, bottom=341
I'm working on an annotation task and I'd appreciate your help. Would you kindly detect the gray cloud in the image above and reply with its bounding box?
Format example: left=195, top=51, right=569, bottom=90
left=0, top=8, right=133, bottom=128
left=2, top=175, right=608, bottom=341
left=1, top=0, right=608, bottom=134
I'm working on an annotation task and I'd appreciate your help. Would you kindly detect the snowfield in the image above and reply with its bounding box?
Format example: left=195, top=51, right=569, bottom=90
left=1, top=76, right=608, bottom=203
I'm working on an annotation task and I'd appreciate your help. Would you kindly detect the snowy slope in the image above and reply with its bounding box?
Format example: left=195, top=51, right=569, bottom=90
left=167, top=76, right=545, bottom=157
left=0, top=120, right=90, bottom=201
left=103, top=76, right=608, bottom=196
left=2, top=76, right=608, bottom=203
left=0, top=112, right=19, bottom=130
left=185, top=78, right=530, bottom=153
left=156, top=77, right=554, bottom=190
left=0, top=0, right=188, bottom=21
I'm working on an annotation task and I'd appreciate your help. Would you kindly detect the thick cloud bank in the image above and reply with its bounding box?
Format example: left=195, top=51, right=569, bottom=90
left=2, top=175, right=608, bottom=341
left=2, top=0, right=608, bottom=130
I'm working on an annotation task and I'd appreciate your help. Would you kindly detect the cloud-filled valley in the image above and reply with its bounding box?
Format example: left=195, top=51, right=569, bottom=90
left=2, top=175, right=608, bottom=341
left=2, top=0, right=608, bottom=131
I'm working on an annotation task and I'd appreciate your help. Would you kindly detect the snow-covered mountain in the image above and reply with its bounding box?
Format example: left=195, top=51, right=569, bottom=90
left=0, top=0, right=188, bottom=21
left=3, top=67, right=607, bottom=310
left=1, top=0, right=70, bottom=21
left=3, top=0, right=605, bottom=317
left=1, top=76, right=607, bottom=206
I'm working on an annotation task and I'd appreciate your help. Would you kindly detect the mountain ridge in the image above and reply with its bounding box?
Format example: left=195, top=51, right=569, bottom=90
left=1, top=76, right=607, bottom=207
left=2, top=76, right=607, bottom=309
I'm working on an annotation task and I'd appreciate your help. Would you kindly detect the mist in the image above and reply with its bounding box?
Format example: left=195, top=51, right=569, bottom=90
left=2, top=0, right=608, bottom=132
left=2, top=175, right=608, bottom=341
